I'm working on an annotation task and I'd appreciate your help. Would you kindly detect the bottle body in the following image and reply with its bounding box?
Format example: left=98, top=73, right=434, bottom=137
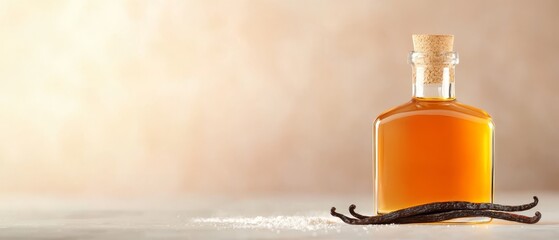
left=373, top=36, right=495, bottom=222
left=373, top=99, right=494, bottom=218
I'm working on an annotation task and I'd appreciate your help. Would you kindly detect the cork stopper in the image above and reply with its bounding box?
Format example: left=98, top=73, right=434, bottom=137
left=412, top=34, right=454, bottom=53
left=411, top=34, right=456, bottom=84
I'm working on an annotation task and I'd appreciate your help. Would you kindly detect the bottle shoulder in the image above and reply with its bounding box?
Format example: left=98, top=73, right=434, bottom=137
left=374, top=99, right=493, bottom=124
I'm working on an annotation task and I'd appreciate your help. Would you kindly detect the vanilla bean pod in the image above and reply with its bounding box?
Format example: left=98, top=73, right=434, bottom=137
left=331, top=196, right=541, bottom=225
left=346, top=196, right=537, bottom=220
left=332, top=208, right=541, bottom=225
left=347, top=196, right=538, bottom=220
left=394, top=210, right=541, bottom=224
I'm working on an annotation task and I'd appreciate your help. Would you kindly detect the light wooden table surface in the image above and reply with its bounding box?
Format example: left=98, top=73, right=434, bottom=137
left=0, top=192, right=557, bottom=239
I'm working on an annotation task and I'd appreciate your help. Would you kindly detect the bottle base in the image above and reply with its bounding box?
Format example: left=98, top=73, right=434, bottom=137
left=425, top=217, right=492, bottom=224
left=374, top=212, right=492, bottom=224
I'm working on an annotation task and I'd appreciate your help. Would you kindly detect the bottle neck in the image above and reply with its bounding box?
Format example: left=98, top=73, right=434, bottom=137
left=409, top=52, right=458, bottom=101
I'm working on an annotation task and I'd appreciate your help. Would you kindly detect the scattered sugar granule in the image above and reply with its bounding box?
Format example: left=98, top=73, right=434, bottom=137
left=191, top=215, right=341, bottom=232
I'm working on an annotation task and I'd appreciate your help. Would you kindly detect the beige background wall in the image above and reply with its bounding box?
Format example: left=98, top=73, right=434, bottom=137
left=0, top=0, right=558, bottom=197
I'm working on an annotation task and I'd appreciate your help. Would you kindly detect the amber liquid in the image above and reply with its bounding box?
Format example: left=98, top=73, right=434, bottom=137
left=374, top=98, right=494, bottom=216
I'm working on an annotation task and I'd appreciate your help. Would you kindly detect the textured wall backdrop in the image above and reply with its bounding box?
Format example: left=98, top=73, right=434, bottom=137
left=0, top=0, right=558, bottom=197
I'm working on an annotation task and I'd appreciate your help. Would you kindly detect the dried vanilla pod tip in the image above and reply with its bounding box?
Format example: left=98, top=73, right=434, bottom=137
left=331, top=196, right=541, bottom=225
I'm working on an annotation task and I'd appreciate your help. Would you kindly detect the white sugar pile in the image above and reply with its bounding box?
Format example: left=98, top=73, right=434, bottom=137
left=191, top=215, right=342, bottom=232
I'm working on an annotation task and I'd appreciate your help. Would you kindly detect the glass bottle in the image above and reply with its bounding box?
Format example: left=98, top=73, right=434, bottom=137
left=373, top=35, right=494, bottom=222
